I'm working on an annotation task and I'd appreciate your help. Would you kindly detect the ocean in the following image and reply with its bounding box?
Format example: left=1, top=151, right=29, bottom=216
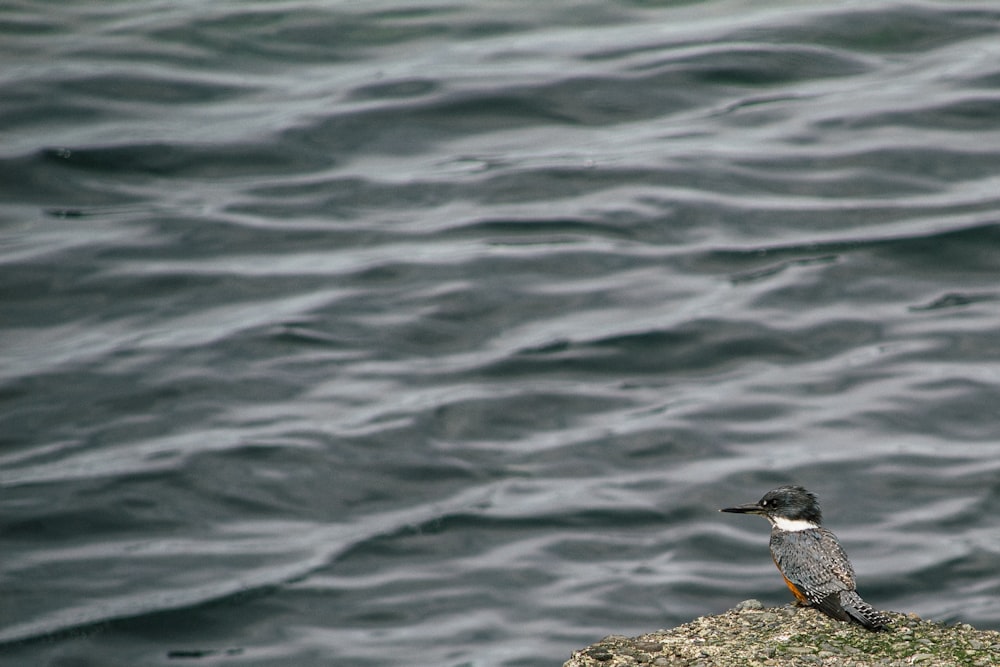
left=2, top=1, right=1000, bottom=665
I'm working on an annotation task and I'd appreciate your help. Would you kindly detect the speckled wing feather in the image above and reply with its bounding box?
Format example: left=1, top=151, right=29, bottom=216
left=770, top=528, right=855, bottom=621
left=770, top=528, right=855, bottom=597
left=769, top=527, right=889, bottom=630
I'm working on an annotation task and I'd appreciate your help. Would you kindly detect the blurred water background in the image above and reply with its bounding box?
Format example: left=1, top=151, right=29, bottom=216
left=3, top=1, right=1000, bottom=665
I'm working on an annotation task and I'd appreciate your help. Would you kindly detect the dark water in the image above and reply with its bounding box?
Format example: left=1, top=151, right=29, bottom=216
left=3, top=1, right=1000, bottom=665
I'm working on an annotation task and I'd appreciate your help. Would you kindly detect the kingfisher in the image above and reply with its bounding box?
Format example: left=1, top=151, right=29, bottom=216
left=721, top=485, right=891, bottom=631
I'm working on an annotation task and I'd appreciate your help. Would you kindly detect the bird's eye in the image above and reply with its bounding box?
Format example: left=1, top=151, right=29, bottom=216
left=761, top=500, right=768, bottom=506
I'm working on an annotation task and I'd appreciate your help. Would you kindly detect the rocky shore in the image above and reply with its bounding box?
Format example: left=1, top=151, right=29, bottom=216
left=563, top=601, right=1000, bottom=667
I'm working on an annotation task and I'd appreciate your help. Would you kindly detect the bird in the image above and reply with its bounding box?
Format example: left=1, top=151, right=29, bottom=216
left=720, top=485, right=891, bottom=631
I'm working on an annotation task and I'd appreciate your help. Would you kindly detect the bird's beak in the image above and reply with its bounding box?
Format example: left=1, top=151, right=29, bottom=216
left=720, top=502, right=765, bottom=515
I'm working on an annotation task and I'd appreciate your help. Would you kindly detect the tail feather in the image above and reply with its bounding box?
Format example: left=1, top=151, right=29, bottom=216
left=813, top=592, right=853, bottom=624
left=837, top=591, right=892, bottom=631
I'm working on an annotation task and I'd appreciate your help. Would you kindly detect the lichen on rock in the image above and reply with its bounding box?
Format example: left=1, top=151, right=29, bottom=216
left=563, top=602, right=1000, bottom=667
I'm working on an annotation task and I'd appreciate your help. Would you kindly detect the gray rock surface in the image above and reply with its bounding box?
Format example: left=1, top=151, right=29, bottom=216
left=563, top=602, right=1000, bottom=667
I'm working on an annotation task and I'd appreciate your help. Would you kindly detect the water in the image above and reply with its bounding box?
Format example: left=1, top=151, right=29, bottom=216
left=3, top=1, right=1000, bottom=665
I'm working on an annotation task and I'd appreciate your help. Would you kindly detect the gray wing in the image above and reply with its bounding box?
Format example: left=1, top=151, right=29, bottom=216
left=771, top=528, right=889, bottom=630
left=770, top=527, right=856, bottom=604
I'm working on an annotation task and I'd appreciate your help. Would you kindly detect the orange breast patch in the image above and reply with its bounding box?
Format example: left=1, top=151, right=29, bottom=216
left=772, top=554, right=810, bottom=604
left=781, top=572, right=810, bottom=604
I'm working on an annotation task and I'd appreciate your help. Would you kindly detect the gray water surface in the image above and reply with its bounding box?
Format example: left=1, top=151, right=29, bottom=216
left=3, top=1, right=1000, bottom=665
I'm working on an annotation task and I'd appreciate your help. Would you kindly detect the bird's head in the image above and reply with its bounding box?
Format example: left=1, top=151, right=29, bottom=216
left=720, top=485, right=822, bottom=530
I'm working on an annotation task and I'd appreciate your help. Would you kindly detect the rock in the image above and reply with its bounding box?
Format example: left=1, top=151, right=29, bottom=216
left=734, top=599, right=763, bottom=611
left=563, top=603, right=1000, bottom=667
